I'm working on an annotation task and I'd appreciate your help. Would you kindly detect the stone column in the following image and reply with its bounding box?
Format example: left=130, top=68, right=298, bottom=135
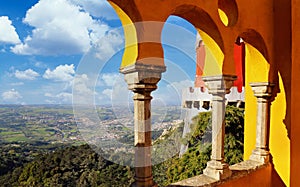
left=202, top=75, right=236, bottom=180
left=120, top=64, right=166, bottom=187
left=249, top=82, right=274, bottom=164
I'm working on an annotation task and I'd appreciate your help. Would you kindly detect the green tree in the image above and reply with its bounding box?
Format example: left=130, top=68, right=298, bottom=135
left=157, top=105, right=244, bottom=185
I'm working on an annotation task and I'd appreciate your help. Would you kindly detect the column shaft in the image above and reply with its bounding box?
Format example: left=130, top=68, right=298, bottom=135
left=202, top=75, right=236, bottom=180
left=133, top=92, right=155, bottom=187
left=250, top=82, right=274, bottom=164
left=120, top=64, right=165, bottom=187
left=256, top=98, right=270, bottom=151
left=210, top=94, right=226, bottom=162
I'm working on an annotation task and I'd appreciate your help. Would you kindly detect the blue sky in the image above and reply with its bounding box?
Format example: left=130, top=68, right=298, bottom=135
left=0, top=0, right=198, bottom=105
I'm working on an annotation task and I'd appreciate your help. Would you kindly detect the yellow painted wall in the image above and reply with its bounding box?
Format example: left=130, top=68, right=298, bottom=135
left=269, top=74, right=290, bottom=186
left=108, top=1, right=138, bottom=68
left=244, top=43, right=290, bottom=186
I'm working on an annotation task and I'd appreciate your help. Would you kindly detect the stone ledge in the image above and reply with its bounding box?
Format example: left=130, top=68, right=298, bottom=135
left=167, top=160, right=269, bottom=187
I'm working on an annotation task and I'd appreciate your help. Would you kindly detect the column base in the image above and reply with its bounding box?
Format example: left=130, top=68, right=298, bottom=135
left=131, top=182, right=157, bottom=187
left=250, top=148, right=270, bottom=164
left=131, top=176, right=157, bottom=187
left=203, top=160, right=232, bottom=180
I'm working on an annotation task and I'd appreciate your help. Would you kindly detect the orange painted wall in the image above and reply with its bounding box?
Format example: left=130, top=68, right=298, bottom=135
left=218, top=164, right=285, bottom=187
left=218, top=165, right=272, bottom=187
left=291, top=0, right=300, bottom=186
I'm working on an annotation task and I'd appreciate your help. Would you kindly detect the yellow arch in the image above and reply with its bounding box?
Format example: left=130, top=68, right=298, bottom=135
left=108, top=1, right=138, bottom=68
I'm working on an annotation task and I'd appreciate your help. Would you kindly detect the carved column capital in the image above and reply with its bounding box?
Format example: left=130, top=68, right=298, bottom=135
left=202, top=75, right=237, bottom=95
left=120, top=63, right=166, bottom=92
left=250, top=82, right=275, bottom=99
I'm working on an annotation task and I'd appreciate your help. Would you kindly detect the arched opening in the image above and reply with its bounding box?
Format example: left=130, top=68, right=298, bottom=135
left=239, top=30, right=290, bottom=185
left=152, top=13, right=246, bottom=183
left=171, top=5, right=225, bottom=76
left=239, top=31, right=271, bottom=161
left=148, top=15, right=198, bottom=167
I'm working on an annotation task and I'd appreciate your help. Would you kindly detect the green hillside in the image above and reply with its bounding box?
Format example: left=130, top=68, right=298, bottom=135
left=0, top=105, right=244, bottom=186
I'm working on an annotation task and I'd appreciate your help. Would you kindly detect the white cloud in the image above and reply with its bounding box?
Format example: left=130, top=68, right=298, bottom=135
left=167, top=79, right=193, bottom=94
left=108, top=77, right=133, bottom=118
left=15, top=69, right=40, bottom=80
left=45, top=92, right=72, bottom=104
left=57, top=92, right=73, bottom=102
left=102, top=89, right=112, bottom=98
left=100, top=73, right=120, bottom=86
left=43, top=64, right=75, bottom=82
left=33, top=61, right=47, bottom=68
left=73, top=74, right=97, bottom=104
left=70, top=0, right=119, bottom=20
left=45, top=99, right=56, bottom=104
left=44, top=93, right=53, bottom=97
left=153, top=79, right=193, bottom=105
left=111, top=81, right=132, bottom=104
left=72, top=73, right=130, bottom=106
left=10, top=82, right=24, bottom=86
left=2, top=89, right=22, bottom=103
left=94, top=30, right=124, bottom=61
left=0, top=16, right=20, bottom=44
left=96, top=74, right=132, bottom=106
left=73, top=74, right=95, bottom=94
left=11, top=0, right=109, bottom=55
